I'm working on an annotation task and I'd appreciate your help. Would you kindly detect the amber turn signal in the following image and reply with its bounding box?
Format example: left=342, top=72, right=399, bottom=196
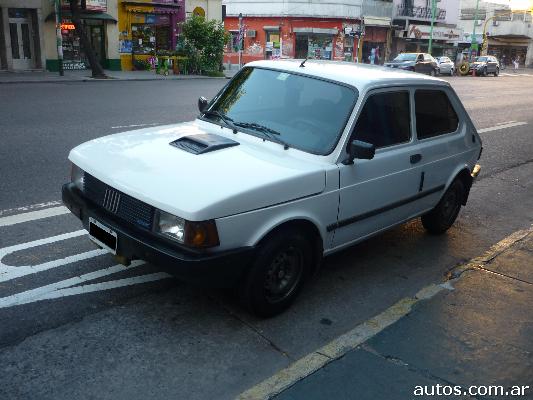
left=184, top=220, right=220, bottom=248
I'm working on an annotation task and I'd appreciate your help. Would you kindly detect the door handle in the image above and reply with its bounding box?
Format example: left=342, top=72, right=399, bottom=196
left=410, top=154, right=422, bottom=164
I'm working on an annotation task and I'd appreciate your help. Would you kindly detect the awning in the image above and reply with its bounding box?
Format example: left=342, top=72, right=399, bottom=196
left=263, top=26, right=280, bottom=31
left=45, top=11, right=117, bottom=22
left=363, top=16, right=391, bottom=27
left=124, top=4, right=181, bottom=14
left=293, top=27, right=339, bottom=35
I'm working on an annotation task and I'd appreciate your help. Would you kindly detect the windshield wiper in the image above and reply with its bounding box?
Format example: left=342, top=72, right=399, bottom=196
left=202, top=110, right=237, bottom=133
left=233, top=122, right=289, bottom=150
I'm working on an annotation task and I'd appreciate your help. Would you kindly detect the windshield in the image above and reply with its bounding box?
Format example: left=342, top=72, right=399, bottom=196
left=474, top=56, right=488, bottom=62
left=205, top=67, right=358, bottom=155
left=393, top=53, right=417, bottom=61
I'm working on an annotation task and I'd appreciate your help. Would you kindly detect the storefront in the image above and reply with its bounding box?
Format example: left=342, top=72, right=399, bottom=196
left=486, top=37, right=529, bottom=67
left=118, top=0, right=185, bottom=71
left=223, top=17, right=350, bottom=65
left=44, top=0, right=120, bottom=71
left=294, top=28, right=338, bottom=60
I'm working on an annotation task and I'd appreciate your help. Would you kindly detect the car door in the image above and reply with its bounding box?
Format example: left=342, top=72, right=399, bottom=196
left=414, top=54, right=425, bottom=73
left=410, top=87, right=466, bottom=211
left=333, top=88, right=423, bottom=249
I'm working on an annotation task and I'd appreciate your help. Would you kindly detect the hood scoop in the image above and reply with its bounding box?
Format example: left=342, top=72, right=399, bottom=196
left=170, top=133, right=239, bottom=155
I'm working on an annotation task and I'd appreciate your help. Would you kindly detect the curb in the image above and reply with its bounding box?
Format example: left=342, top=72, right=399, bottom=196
left=236, top=224, right=533, bottom=400
left=0, top=75, right=231, bottom=84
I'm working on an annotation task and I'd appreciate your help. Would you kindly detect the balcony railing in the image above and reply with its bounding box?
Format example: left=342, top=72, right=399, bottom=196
left=395, top=4, right=446, bottom=21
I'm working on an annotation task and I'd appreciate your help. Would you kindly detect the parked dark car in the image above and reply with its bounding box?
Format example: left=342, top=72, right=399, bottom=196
left=469, top=56, right=500, bottom=76
left=384, top=53, right=439, bottom=76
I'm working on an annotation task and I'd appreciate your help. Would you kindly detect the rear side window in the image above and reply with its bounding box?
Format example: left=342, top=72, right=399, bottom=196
left=352, top=91, right=410, bottom=148
left=415, top=90, right=459, bottom=139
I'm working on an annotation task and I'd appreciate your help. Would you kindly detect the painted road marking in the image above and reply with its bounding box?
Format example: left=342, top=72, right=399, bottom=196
left=0, top=230, right=107, bottom=283
left=0, top=201, right=62, bottom=217
left=30, top=272, right=171, bottom=304
left=237, top=225, right=533, bottom=400
left=110, top=123, right=162, bottom=129
left=0, top=261, right=143, bottom=308
left=0, top=206, right=70, bottom=227
left=0, top=261, right=173, bottom=308
left=478, top=121, right=527, bottom=134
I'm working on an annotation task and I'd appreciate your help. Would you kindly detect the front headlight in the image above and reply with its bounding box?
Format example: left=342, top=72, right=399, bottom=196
left=156, top=210, right=219, bottom=248
left=71, top=163, right=84, bottom=191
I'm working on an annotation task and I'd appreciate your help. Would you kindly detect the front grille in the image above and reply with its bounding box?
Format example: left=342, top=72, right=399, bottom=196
left=83, top=173, right=154, bottom=230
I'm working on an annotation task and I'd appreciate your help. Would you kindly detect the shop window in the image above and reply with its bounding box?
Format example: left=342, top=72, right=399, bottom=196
left=132, top=24, right=156, bottom=54
left=265, top=31, right=280, bottom=59
left=352, top=91, right=411, bottom=148
left=415, top=90, right=459, bottom=139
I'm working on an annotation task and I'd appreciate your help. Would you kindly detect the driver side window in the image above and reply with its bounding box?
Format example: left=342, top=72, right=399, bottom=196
left=351, top=91, right=411, bottom=149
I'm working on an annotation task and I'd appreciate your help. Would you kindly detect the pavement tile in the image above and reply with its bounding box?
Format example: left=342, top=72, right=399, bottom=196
left=275, top=348, right=448, bottom=400
left=366, top=270, right=533, bottom=394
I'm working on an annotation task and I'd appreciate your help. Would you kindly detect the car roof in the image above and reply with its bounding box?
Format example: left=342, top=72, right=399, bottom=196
left=246, top=59, right=448, bottom=92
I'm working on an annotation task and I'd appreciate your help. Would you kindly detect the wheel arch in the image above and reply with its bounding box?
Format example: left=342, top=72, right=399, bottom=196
left=255, top=217, right=324, bottom=276
left=445, top=165, right=473, bottom=205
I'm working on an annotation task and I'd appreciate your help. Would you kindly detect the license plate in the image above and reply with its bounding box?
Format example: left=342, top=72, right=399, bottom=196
left=89, top=217, right=117, bottom=255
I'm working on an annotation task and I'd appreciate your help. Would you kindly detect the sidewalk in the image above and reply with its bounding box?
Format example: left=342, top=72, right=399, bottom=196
left=0, top=67, right=239, bottom=84
left=274, top=229, right=533, bottom=400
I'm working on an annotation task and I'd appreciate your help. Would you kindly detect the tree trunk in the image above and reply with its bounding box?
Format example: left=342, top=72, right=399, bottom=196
left=68, top=0, right=107, bottom=78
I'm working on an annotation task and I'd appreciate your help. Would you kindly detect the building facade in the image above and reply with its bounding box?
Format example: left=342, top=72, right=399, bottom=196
left=117, top=0, right=185, bottom=71
left=0, top=0, right=46, bottom=71
left=456, top=0, right=533, bottom=66
left=222, top=0, right=394, bottom=65
left=186, top=0, right=222, bottom=20
left=391, top=0, right=462, bottom=58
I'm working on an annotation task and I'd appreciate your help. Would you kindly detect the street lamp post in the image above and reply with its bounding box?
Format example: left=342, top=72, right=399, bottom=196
left=238, top=13, right=243, bottom=69
left=471, top=0, right=481, bottom=57
left=54, top=0, right=64, bottom=76
left=428, top=0, right=437, bottom=54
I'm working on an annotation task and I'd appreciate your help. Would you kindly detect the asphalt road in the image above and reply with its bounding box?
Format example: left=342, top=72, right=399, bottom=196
left=0, top=74, right=532, bottom=400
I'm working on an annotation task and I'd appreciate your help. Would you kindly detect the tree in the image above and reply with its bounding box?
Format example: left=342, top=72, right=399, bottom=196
left=68, top=0, right=107, bottom=78
left=180, top=15, right=229, bottom=74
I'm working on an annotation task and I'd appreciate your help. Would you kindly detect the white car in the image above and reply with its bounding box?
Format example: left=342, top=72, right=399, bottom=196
left=63, top=60, right=482, bottom=317
left=435, top=56, right=455, bottom=76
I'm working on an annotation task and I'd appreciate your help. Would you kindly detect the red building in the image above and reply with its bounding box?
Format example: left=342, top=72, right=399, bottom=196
left=223, top=15, right=389, bottom=65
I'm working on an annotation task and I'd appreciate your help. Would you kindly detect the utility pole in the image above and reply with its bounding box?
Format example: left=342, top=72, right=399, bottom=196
left=238, top=13, right=243, bottom=69
left=428, top=0, right=436, bottom=54
left=54, top=0, right=64, bottom=76
left=471, top=0, right=481, bottom=57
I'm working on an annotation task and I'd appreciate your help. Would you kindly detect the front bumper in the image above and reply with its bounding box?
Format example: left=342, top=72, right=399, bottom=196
left=62, top=183, right=254, bottom=288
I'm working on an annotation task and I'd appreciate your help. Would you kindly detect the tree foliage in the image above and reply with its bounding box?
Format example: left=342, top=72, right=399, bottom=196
left=179, top=15, right=229, bottom=73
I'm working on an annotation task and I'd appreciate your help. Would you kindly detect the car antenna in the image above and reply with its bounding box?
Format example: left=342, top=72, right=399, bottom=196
left=299, top=58, right=307, bottom=68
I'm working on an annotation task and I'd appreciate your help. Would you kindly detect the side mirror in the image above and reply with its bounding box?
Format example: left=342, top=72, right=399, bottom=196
left=343, top=140, right=375, bottom=165
left=198, top=96, right=208, bottom=113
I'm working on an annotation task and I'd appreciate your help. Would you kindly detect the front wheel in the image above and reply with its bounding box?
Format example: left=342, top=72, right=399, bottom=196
left=482, top=67, right=488, bottom=77
left=450, top=68, right=455, bottom=76
left=421, top=179, right=465, bottom=234
left=494, top=67, right=499, bottom=76
left=430, top=69, right=436, bottom=77
left=239, top=229, right=312, bottom=317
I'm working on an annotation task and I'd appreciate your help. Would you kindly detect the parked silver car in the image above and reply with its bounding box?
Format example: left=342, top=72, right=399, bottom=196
left=63, top=60, right=482, bottom=316
left=435, top=56, right=455, bottom=76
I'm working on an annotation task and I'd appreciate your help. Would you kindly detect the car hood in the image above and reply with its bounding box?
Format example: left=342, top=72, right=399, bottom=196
left=69, top=121, right=327, bottom=221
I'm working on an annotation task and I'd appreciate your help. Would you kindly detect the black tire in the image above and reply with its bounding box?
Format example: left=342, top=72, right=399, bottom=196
left=421, top=179, right=465, bottom=235
left=430, top=69, right=436, bottom=77
left=482, top=67, right=488, bottom=77
left=239, top=229, right=312, bottom=317
left=450, top=68, right=455, bottom=76
left=494, top=67, right=499, bottom=77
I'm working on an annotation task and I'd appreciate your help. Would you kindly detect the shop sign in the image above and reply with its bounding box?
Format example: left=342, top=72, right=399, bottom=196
left=146, top=14, right=157, bottom=24
left=407, top=25, right=462, bottom=41
left=61, top=0, right=107, bottom=12
left=61, top=23, right=76, bottom=30
left=63, top=61, right=87, bottom=70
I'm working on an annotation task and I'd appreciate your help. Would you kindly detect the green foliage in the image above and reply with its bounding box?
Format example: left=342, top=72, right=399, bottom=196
left=179, top=15, right=230, bottom=74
